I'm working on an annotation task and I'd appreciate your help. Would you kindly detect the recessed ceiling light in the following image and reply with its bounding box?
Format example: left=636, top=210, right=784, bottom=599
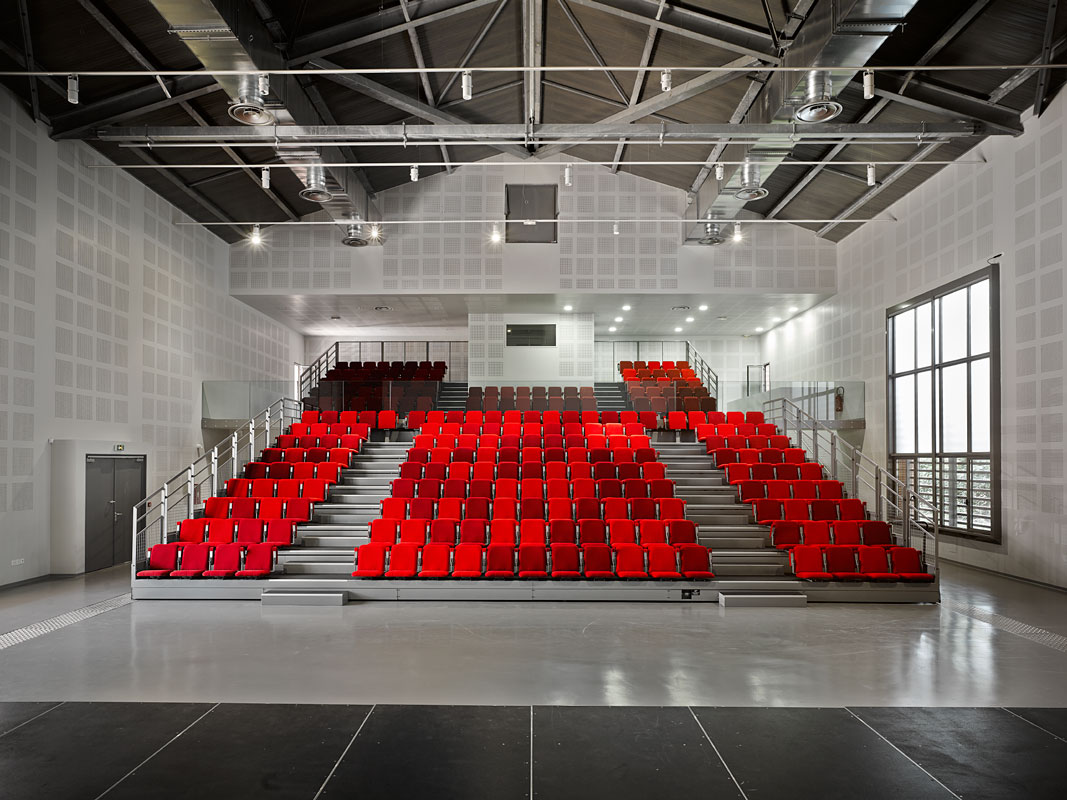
left=671, top=305, right=690, bottom=311
left=772, top=317, right=781, bottom=323
left=614, top=316, right=623, bottom=322
left=685, top=316, right=694, bottom=322
left=755, top=327, right=764, bottom=332
left=717, top=316, right=728, bottom=321
left=608, top=326, right=617, bottom=332
left=622, top=305, right=631, bottom=311
left=563, top=305, right=573, bottom=311
left=674, top=326, right=682, bottom=333
left=330, top=315, right=341, bottom=320
left=698, top=305, right=708, bottom=311
left=374, top=306, right=391, bottom=311
left=789, top=306, right=798, bottom=313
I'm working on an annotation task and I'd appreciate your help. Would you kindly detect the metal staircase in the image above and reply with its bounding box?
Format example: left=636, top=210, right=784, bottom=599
left=436, top=382, right=469, bottom=411
left=594, top=382, right=628, bottom=411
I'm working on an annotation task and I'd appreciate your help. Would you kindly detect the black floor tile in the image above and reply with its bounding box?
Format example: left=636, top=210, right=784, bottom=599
left=692, top=707, right=950, bottom=800
left=533, top=706, right=744, bottom=800
left=0, top=701, right=62, bottom=737
left=853, top=707, right=1067, bottom=800
left=0, top=701, right=214, bottom=800
left=105, top=704, right=372, bottom=800
left=319, top=704, right=530, bottom=799
left=1008, top=707, right=1067, bottom=741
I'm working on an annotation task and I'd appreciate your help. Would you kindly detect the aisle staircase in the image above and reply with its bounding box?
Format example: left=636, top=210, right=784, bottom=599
left=593, top=382, right=628, bottom=412
left=435, top=382, right=468, bottom=411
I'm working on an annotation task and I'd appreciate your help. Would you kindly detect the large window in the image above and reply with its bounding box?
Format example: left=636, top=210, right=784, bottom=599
left=887, top=267, right=999, bottom=541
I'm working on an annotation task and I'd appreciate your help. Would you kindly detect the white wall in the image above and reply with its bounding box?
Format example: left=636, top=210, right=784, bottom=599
left=468, top=313, right=594, bottom=387
left=0, top=88, right=302, bottom=587
left=762, top=94, right=1067, bottom=589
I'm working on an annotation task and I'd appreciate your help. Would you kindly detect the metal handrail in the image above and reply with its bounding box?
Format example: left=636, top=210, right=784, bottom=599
left=298, top=340, right=461, bottom=401
left=684, top=341, right=720, bottom=400
left=763, top=396, right=940, bottom=574
left=130, top=397, right=302, bottom=579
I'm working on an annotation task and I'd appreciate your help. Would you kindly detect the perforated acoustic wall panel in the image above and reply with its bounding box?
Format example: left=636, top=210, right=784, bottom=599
left=468, top=313, right=594, bottom=387
left=763, top=90, right=1067, bottom=588
left=0, top=88, right=301, bottom=587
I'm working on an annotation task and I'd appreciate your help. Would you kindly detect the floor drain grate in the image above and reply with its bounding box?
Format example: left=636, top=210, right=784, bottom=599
left=942, top=599, right=1067, bottom=653
left=0, top=594, right=132, bottom=651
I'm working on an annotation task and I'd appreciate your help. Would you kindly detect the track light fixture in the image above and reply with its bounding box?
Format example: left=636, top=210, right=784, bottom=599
left=732, top=223, right=742, bottom=242
left=260, top=167, right=270, bottom=190
left=249, top=224, right=262, bottom=245
left=461, top=70, right=473, bottom=101
left=410, top=164, right=419, bottom=182
left=490, top=223, right=501, bottom=243
left=66, top=74, right=78, bottom=105
left=867, top=163, right=876, bottom=187
left=715, top=162, right=724, bottom=181
left=613, top=221, right=620, bottom=235
left=564, top=163, right=573, bottom=186
left=660, top=69, right=672, bottom=92
left=863, top=69, right=875, bottom=100
left=369, top=223, right=381, bottom=240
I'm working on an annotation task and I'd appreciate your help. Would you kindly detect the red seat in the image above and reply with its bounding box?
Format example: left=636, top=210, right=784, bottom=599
left=666, top=520, right=697, bottom=545
left=824, top=546, right=864, bottom=580
left=647, top=543, right=681, bottom=578
left=889, top=547, right=935, bottom=581
left=137, top=542, right=180, bottom=577
left=419, top=543, right=452, bottom=577
left=614, top=544, right=648, bottom=578
left=549, top=519, right=577, bottom=544
left=770, top=521, right=801, bottom=550
left=831, top=520, right=862, bottom=546
left=581, top=543, right=614, bottom=578
left=791, top=545, right=831, bottom=580
left=800, top=521, right=832, bottom=546
left=452, top=543, right=484, bottom=577
left=235, top=542, right=275, bottom=577
left=678, top=544, right=714, bottom=578
left=204, top=542, right=243, bottom=578
left=857, top=546, right=900, bottom=581
left=485, top=544, right=516, bottom=577
left=385, top=542, right=419, bottom=578
left=459, top=519, right=488, bottom=545
left=399, top=519, right=429, bottom=545
left=861, top=520, right=893, bottom=547
left=518, top=544, right=548, bottom=578
left=638, top=520, right=668, bottom=545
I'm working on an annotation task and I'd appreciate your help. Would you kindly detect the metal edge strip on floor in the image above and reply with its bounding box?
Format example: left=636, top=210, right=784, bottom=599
left=313, top=704, right=376, bottom=800
left=687, top=707, right=750, bottom=800
left=0, top=594, right=132, bottom=651
left=941, top=599, right=1067, bottom=653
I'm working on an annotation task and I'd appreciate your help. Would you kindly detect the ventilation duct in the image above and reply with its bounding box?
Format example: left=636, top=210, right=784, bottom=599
left=341, top=220, right=368, bottom=247
left=699, top=222, right=727, bottom=246
left=793, top=71, right=843, bottom=123
left=299, top=164, right=333, bottom=204
left=227, top=75, right=274, bottom=125
left=734, top=162, right=769, bottom=201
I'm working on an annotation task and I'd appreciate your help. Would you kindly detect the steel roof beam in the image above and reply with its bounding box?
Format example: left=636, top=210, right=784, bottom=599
left=398, top=0, right=454, bottom=173
left=869, top=73, right=1023, bottom=135
left=610, top=0, right=665, bottom=172
left=1035, top=0, right=1061, bottom=115
left=436, top=0, right=511, bottom=101
left=15, top=0, right=39, bottom=121
left=523, top=0, right=545, bottom=125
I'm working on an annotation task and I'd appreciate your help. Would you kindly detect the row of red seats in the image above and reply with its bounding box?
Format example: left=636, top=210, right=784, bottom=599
left=274, top=435, right=366, bottom=450
left=738, top=479, right=845, bottom=502
left=320, top=367, right=444, bottom=380
left=415, top=422, right=650, bottom=437
left=290, top=422, right=372, bottom=438
left=791, top=545, right=934, bottom=582
left=204, top=497, right=312, bottom=521
left=770, top=520, right=892, bottom=550
left=353, top=542, right=713, bottom=580
left=712, top=448, right=809, bottom=466
left=703, top=435, right=788, bottom=451
left=390, top=477, right=676, bottom=500
left=468, top=397, right=598, bottom=412
left=260, top=447, right=357, bottom=464
left=699, top=426, right=779, bottom=441
left=405, top=446, right=661, bottom=465
left=224, top=478, right=330, bottom=501
left=619, top=360, right=690, bottom=371
left=178, top=518, right=296, bottom=546
left=334, top=360, right=446, bottom=371
left=137, top=542, right=276, bottom=578
left=470, top=386, right=594, bottom=398
left=244, top=462, right=342, bottom=481
left=300, top=410, right=397, bottom=428
left=412, top=435, right=654, bottom=451
left=369, top=518, right=697, bottom=547
left=724, top=462, right=823, bottom=482
left=380, top=496, right=686, bottom=521
left=414, top=410, right=651, bottom=426
left=754, top=498, right=865, bottom=523
left=398, top=460, right=668, bottom=482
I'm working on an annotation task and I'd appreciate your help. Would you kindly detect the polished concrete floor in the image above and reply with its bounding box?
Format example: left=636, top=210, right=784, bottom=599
left=1, top=562, right=1066, bottom=706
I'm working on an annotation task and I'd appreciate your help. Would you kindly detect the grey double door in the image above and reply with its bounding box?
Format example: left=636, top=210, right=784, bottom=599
left=85, top=455, right=146, bottom=573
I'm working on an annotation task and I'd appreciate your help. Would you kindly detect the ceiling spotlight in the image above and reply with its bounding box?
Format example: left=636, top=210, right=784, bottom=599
left=717, top=316, right=728, bottom=321
left=614, top=316, right=623, bottom=323
left=299, top=164, right=333, bottom=203
left=714, top=162, right=724, bottom=182
left=698, top=305, right=708, bottom=311
left=866, top=163, right=876, bottom=187
left=330, top=315, right=341, bottom=321
left=249, top=224, right=262, bottom=246
left=772, top=317, right=781, bottom=323
left=685, top=316, right=694, bottom=323
left=788, top=306, right=798, bottom=313
left=341, top=219, right=368, bottom=247
left=794, top=70, right=843, bottom=123
left=622, top=305, right=631, bottom=311
left=674, top=326, right=682, bottom=333
left=863, top=69, right=875, bottom=100
left=374, top=306, right=392, bottom=312
left=613, top=221, right=620, bottom=236
left=66, top=74, right=78, bottom=105
left=461, top=70, right=473, bottom=101
left=564, top=164, right=573, bottom=187
left=735, top=161, right=768, bottom=201
left=490, top=223, right=501, bottom=244
left=257, top=73, right=270, bottom=97
left=755, top=326, right=765, bottom=333
left=369, top=223, right=381, bottom=240
left=671, top=306, right=690, bottom=311
left=564, top=305, right=573, bottom=311
left=660, top=68, right=672, bottom=93
left=260, top=167, right=270, bottom=190
left=732, top=223, right=742, bottom=242
left=410, top=164, right=419, bottom=183
left=228, top=74, right=274, bottom=125
left=608, top=326, right=617, bottom=332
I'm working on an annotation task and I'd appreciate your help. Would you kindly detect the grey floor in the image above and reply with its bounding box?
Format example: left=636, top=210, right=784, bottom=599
left=1, top=562, right=1066, bottom=706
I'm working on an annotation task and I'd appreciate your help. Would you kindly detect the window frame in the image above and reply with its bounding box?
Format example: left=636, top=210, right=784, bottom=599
left=885, top=264, right=1001, bottom=543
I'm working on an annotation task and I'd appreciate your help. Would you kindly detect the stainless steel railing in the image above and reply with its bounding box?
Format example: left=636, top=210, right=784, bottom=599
left=763, top=396, right=940, bottom=574
left=130, top=397, right=302, bottom=579
left=684, top=341, right=720, bottom=401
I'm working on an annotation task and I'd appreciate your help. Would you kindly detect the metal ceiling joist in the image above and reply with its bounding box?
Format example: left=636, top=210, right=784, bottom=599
left=1035, top=0, right=1061, bottom=116
left=817, top=141, right=942, bottom=236
left=564, top=0, right=780, bottom=63
left=0, top=37, right=65, bottom=102
left=301, top=79, right=377, bottom=196
left=436, top=0, right=511, bottom=101
left=397, top=0, right=454, bottom=173
left=288, top=0, right=499, bottom=65
left=557, top=0, right=628, bottom=104
left=523, top=0, right=545, bottom=125
left=15, top=0, right=39, bottom=121
left=869, top=73, right=1023, bottom=135
left=610, top=0, right=666, bottom=172
left=309, top=59, right=530, bottom=160
left=989, top=34, right=1067, bottom=105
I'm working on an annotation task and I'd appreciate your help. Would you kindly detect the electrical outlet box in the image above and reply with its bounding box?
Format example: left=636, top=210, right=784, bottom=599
left=11, top=558, right=25, bottom=566
left=114, top=443, right=125, bottom=452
